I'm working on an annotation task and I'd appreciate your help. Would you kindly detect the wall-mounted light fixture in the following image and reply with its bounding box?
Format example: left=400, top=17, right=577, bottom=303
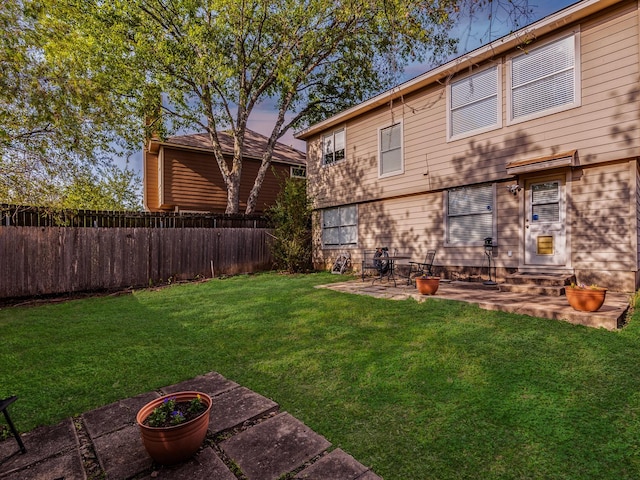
left=507, top=184, right=522, bottom=196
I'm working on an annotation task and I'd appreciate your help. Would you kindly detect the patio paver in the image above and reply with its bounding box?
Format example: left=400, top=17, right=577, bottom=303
left=0, top=451, right=85, bottom=480
left=0, top=418, right=79, bottom=476
left=208, top=385, right=280, bottom=435
left=82, top=391, right=160, bottom=440
left=0, top=372, right=380, bottom=479
left=138, top=447, right=237, bottom=480
left=294, top=447, right=382, bottom=480
left=221, top=412, right=331, bottom=480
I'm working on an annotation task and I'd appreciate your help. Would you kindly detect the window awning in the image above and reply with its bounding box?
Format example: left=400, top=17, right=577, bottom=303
left=506, top=150, right=577, bottom=175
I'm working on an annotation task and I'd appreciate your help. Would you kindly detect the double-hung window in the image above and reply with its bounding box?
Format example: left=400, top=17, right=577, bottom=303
left=448, top=65, right=500, bottom=140
left=508, top=33, right=580, bottom=123
left=379, top=122, right=403, bottom=177
left=446, top=183, right=495, bottom=245
left=322, top=205, right=357, bottom=247
left=322, top=128, right=345, bottom=165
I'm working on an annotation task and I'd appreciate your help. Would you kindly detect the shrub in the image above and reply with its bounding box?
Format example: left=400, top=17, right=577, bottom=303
left=267, top=177, right=313, bottom=273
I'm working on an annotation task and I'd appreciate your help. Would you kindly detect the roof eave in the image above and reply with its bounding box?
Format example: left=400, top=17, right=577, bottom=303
left=146, top=139, right=305, bottom=165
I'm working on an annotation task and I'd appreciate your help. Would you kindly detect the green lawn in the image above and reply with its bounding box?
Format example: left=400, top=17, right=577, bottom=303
left=2, top=272, right=640, bottom=479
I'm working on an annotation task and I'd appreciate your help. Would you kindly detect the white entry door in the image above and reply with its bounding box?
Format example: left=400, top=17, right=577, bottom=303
left=524, top=176, right=567, bottom=266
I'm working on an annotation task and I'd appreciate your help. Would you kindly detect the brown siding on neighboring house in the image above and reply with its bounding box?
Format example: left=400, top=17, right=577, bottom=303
left=239, top=159, right=290, bottom=213
left=163, top=147, right=227, bottom=211
left=144, top=129, right=305, bottom=214
left=159, top=147, right=289, bottom=213
left=144, top=150, right=160, bottom=210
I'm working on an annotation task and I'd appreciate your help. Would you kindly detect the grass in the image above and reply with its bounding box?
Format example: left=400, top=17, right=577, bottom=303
left=2, top=272, right=640, bottom=479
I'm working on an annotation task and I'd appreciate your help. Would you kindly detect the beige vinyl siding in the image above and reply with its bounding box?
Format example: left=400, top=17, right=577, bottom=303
left=312, top=182, right=521, bottom=270
left=493, top=185, right=520, bottom=269
left=636, top=162, right=640, bottom=276
left=306, top=0, right=640, bottom=288
left=308, top=1, right=639, bottom=211
left=570, top=161, right=635, bottom=273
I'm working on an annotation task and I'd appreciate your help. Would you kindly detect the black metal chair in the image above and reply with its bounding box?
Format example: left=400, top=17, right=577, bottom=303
left=1, top=396, right=26, bottom=455
left=409, top=250, right=436, bottom=281
left=361, top=247, right=390, bottom=282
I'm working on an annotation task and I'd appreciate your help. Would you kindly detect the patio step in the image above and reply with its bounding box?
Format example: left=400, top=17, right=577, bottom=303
left=499, top=273, right=575, bottom=297
left=448, top=280, right=500, bottom=291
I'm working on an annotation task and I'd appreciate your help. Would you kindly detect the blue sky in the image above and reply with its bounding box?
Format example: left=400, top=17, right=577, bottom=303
left=126, top=0, right=577, bottom=175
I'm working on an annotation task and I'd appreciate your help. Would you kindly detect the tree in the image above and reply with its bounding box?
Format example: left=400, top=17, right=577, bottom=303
left=31, top=0, right=532, bottom=214
left=0, top=151, right=141, bottom=210
left=59, top=164, right=141, bottom=211
left=0, top=1, right=142, bottom=209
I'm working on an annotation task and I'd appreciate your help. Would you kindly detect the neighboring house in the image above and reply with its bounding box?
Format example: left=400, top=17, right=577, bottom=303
left=144, top=129, right=306, bottom=214
left=296, top=0, right=640, bottom=291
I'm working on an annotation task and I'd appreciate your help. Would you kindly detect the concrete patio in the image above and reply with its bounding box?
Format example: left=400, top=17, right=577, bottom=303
left=318, top=278, right=632, bottom=330
left=0, top=372, right=381, bottom=480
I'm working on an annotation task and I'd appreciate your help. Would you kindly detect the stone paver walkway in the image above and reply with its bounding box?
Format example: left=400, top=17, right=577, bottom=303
left=318, top=278, right=631, bottom=330
left=0, top=372, right=381, bottom=480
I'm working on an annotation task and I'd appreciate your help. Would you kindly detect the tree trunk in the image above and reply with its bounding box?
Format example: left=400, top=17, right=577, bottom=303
left=225, top=172, right=241, bottom=214
left=245, top=158, right=271, bottom=214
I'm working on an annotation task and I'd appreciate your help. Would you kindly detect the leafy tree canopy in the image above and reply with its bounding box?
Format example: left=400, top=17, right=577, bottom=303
left=0, top=0, right=142, bottom=210
left=4, top=0, right=532, bottom=213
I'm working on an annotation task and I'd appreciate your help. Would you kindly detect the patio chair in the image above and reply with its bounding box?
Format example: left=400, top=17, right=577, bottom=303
left=361, top=247, right=390, bottom=281
left=1, top=396, right=26, bottom=457
left=409, top=250, right=436, bottom=281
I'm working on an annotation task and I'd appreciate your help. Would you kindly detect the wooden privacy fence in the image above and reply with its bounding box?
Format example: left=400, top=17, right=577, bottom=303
left=0, top=204, right=269, bottom=228
left=0, top=226, right=274, bottom=299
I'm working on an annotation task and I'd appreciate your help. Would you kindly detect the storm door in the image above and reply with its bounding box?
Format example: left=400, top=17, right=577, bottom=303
left=524, top=176, right=567, bottom=266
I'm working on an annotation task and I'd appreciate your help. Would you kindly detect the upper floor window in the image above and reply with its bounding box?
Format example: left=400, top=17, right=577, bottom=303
left=290, top=165, right=306, bottom=178
left=448, top=65, right=500, bottom=140
left=379, top=122, right=403, bottom=177
left=322, top=128, right=345, bottom=165
left=508, top=33, right=580, bottom=124
left=445, top=183, right=495, bottom=245
left=322, top=205, right=357, bottom=247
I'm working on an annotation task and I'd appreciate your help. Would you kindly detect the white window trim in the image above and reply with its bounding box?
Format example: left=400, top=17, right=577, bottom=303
left=378, top=121, right=404, bottom=178
left=446, top=63, right=502, bottom=142
left=443, top=183, right=497, bottom=247
left=506, top=30, right=581, bottom=126
left=290, top=165, right=306, bottom=178
left=321, top=204, right=358, bottom=249
left=321, top=127, right=346, bottom=167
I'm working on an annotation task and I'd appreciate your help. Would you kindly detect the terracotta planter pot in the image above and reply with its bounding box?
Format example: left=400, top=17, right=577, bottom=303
left=136, top=391, right=212, bottom=465
left=565, top=287, right=607, bottom=312
left=416, top=276, right=440, bottom=295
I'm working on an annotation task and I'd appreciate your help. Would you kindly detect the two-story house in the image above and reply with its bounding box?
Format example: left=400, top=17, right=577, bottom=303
left=144, top=128, right=306, bottom=214
left=295, top=0, right=640, bottom=292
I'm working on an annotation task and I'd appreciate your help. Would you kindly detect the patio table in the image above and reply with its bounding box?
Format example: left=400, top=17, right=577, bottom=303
left=372, top=255, right=410, bottom=287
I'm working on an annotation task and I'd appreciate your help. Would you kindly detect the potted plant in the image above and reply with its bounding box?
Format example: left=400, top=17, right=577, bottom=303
left=415, top=275, right=440, bottom=295
left=136, top=391, right=212, bottom=465
left=565, top=283, right=607, bottom=312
